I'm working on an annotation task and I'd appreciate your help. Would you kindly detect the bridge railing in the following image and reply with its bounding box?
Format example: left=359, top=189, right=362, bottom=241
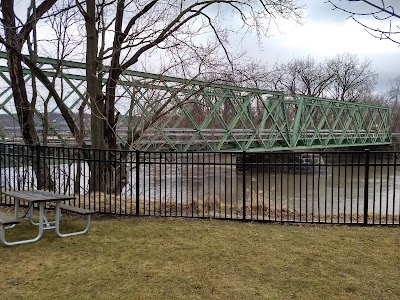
left=134, top=126, right=391, bottom=151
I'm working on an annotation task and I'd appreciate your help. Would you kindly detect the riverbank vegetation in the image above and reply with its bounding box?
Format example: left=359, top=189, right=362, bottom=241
left=41, top=192, right=399, bottom=225
left=0, top=217, right=399, bottom=300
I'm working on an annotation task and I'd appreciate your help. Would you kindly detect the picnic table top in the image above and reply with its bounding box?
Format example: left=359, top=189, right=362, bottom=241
left=1, top=190, right=75, bottom=203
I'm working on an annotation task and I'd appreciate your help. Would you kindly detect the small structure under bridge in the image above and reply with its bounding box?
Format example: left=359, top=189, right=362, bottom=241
left=0, top=51, right=391, bottom=152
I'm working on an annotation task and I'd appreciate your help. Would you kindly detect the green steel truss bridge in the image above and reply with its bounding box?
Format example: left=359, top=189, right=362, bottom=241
left=0, top=51, right=392, bottom=151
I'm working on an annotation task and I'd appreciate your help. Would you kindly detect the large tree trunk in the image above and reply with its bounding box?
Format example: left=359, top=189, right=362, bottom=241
left=1, top=0, right=57, bottom=190
left=7, top=51, right=38, bottom=145
left=93, top=0, right=125, bottom=194
left=86, top=0, right=104, bottom=150
left=85, top=0, right=108, bottom=192
left=2, top=0, right=37, bottom=145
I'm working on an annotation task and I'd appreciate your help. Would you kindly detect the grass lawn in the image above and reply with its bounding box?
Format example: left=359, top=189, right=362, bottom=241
left=0, top=216, right=399, bottom=300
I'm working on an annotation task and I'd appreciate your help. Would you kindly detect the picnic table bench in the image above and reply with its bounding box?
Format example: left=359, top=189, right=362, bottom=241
left=0, top=212, right=20, bottom=246
left=0, top=212, right=20, bottom=226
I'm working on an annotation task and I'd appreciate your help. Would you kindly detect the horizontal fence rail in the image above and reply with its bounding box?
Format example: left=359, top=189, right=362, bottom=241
left=0, top=143, right=399, bottom=225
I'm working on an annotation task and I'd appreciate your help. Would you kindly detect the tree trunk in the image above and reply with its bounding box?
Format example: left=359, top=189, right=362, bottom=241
left=1, top=0, right=59, bottom=190
left=2, top=0, right=36, bottom=144
left=7, top=51, right=38, bottom=144
left=85, top=0, right=108, bottom=192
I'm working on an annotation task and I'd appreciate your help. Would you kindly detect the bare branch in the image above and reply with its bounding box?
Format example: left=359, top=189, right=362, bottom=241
left=327, top=0, right=400, bottom=45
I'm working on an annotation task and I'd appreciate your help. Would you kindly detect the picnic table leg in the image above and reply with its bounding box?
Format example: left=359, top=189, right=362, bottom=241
left=24, top=203, right=54, bottom=228
left=55, top=202, right=61, bottom=235
left=5, top=199, right=21, bottom=229
left=14, top=199, right=19, bottom=219
left=38, top=203, right=45, bottom=238
left=27, top=204, right=40, bottom=225
left=54, top=202, right=92, bottom=238
left=0, top=225, right=6, bottom=245
left=0, top=203, right=45, bottom=246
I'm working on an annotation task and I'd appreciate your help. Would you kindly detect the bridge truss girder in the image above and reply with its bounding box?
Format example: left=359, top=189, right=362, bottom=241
left=0, top=51, right=391, bottom=151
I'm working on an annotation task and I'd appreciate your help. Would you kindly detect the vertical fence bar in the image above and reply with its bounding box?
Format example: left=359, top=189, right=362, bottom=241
left=385, top=154, right=390, bottom=225
left=283, top=153, right=286, bottom=221
left=371, top=153, right=377, bottom=224
left=163, top=153, right=167, bottom=217
left=275, top=153, right=278, bottom=221
left=250, top=155, right=253, bottom=219
left=293, top=153, right=296, bottom=222
left=350, top=153, right=354, bottom=224
left=10, top=145, right=14, bottom=192
left=363, top=149, right=370, bottom=225
left=0, top=145, right=2, bottom=200
left=144, top=152, right=147, bottom=216
left=356, top=153, right=361, bottom=223
left=242, top=151, right=246, bottom=220
left=190, top=152, right=195, bottom=218
left=392, top=154, right=397, bottom=225
left=268, top=154, right=271, bottom=221
left=380, top=152, right=384, bottom=224
left=35, top=144, right=41, bottom=190
left=344, top=154, right=347, bottom=223
left=213, top=153, right=216, bottom=218
left=136, top=150, right=140, bottom=216
left=175, top=152, right=178, bottom=217
left=230, top=153, right=233, bottom=219
left=202, top=153, right=205, bottom=218
left=262, top=154, right=266, bottom=221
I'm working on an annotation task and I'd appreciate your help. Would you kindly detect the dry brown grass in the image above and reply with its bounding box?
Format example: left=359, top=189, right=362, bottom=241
left=0, top=217, right=399, bottom=300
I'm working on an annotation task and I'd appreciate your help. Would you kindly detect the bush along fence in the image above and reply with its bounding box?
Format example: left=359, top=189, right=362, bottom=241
left=0, top=142, right=399, bottom=225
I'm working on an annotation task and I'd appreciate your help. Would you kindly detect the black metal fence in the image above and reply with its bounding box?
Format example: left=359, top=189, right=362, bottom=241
left=0, top=143, right=399, bottom=225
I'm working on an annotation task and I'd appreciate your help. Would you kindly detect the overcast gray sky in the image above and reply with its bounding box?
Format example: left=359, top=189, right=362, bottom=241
left=8, top=0, right=400, bottom=94
left=240, top=0, right=400, bottom=93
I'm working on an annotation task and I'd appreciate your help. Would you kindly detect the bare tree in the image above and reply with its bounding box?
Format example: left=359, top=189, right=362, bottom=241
left=40, top=3, right=82, bottom=145
left=273, top=53, right=377, bottom=101
left=327, top=53, right=377, bottom=102
left=1, top=0, right=304, bottom=150
left=0, top=0, right=57, bottom=145
left=73, top=0, right=304, bottom=192
left=0, top=0, right=83, bottom=147
left=0, top=0, right=304, bottom=193
left=76, top=0, right=304, bottom=153
left=385, top=76, right=400, bottom=132
left=276, top=57, right=335, bottom=97
left=327, top=0, right=400, bottom=45
left=0, top=0, right=62, bottom=190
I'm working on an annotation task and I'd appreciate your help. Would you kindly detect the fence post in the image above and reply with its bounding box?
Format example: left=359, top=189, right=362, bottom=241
left=242, top=151, right=246, bottom=220
left=35, top=144, right=42, bottom=190
left=135, top=150, right=140, bottom=216
left=363, top=149, right=370, bottom=225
